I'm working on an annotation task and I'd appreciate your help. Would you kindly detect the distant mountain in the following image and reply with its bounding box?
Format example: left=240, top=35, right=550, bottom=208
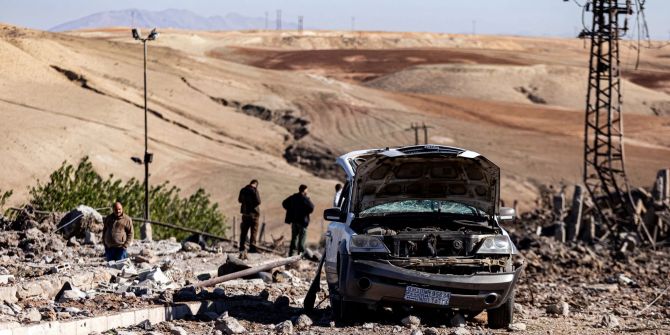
left=49, top=8, right=298, bottom=32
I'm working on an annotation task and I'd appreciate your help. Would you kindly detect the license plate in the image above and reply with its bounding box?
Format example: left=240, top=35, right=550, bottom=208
left=404, top=286, right=451, bottom=306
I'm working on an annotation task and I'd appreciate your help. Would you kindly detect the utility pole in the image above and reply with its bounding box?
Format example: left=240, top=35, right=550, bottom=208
left=406, top=123, right=420, bottom=145
left=265, top=11, right=269, bottom=30
left=132, top=28, right=159, bottom=241
left=298, top=15, right=304, bottom=34
left=577, top=0, right=648, bottom=247
left=421, top=122, right=433, bottom=144
left=276, top=10, right=282, bottom=30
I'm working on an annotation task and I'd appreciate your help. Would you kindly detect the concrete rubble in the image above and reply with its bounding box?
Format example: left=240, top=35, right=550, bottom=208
left=1, top=205, right=669, bottom=334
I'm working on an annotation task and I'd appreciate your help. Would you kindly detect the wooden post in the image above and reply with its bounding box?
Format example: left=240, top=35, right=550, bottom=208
left=194, top=255, right=302, bottom=288
left=232, top=216, right=236, bottom=242
left=552, top=192, right=565, bottom=220
left=565, top=185, right=584, bottom=242
left=259, top=222, right=266, bottom=244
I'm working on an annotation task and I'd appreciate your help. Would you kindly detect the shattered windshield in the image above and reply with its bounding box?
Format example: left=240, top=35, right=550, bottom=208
left=359, top=200, right=486, bottom=218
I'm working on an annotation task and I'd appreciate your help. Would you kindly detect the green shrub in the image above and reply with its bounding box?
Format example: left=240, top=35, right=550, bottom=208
left=0, top=189, right=12, bottom=214
left=29, top=157, right=227, bottom=240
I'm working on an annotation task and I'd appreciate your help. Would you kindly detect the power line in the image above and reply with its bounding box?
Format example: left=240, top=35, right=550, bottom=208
left=276, top=10, right=282, bottom=31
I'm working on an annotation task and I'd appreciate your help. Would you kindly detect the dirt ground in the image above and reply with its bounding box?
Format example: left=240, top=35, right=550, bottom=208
left=1, top=26, right=670, bottom=243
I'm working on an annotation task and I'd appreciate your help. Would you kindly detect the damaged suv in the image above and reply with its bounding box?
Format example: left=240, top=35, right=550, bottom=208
left=323, top=145, right=524, bottom=328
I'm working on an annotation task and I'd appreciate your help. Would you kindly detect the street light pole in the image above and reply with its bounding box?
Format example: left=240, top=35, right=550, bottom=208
left=143, top=39, right=150, bottom=235
left=133, top=28, right=158, bottom=241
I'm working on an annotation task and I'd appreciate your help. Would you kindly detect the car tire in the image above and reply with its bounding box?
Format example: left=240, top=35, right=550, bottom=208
left=487, top=292, right=514, bottom=329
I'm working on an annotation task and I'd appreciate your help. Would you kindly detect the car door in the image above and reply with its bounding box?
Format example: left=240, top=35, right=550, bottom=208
left=325, top=149, right=378, bottom=284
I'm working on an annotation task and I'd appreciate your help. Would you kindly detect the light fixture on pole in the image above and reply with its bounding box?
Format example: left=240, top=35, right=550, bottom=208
left=132, top=27, right=158, bottom=241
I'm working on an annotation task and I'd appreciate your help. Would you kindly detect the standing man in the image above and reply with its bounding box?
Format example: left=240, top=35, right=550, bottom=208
left=333, top=183, right=343, bottom=207
left=238, top=179, right=261, bottom=259
left=282, top=184, right=314, bottom=256
left=103, top=201, right=134, bottom=261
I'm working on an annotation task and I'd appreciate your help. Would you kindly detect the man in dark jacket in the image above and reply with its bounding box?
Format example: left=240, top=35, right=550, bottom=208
left=103, top=201, right=134, bottom=261
left=282, top=184, right=314, bottom=256
left=238, top=179, right=261, bottom=259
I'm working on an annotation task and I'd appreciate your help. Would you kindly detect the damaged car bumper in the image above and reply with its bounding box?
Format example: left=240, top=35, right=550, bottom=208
left=339, top=257, right=523, bottom=311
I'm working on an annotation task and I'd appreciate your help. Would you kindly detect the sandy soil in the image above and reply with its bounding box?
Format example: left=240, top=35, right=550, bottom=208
left=1, top=25, right=669, bottom=244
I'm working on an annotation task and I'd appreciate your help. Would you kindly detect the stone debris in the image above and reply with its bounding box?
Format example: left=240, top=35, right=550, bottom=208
left=449, top=327, right=471, bottom=335
left=215, top=312, right=247, bottom=334
left=20, top=307, right=41, bottom=322
left=508, top=323, right=527, bottom=331
left=546, top=301, right=570, bottom=316
left=401, top=315, right=421, bottom=328
left=410, top=329, right=423, bottom=335
left=182, top=241, right=202, bottom=252
left=449, top=313, right=465, bottom=327
left=294, top=313, right=312, bottom=329
left=600, top=313, right=620, bottom=328
left=275, top=320, right=293, bottom=334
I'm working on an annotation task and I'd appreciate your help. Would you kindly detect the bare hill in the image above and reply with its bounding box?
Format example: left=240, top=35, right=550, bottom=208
left=1, top=25, right=669, bottom=241
left=366, top=64, right=670, bottom=115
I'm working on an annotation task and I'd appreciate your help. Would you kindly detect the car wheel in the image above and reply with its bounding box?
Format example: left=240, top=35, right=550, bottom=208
left=487, top=292, right=514, bottom=329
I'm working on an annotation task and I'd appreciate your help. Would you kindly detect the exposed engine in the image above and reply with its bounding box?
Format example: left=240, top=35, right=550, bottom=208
left=361, top=225, right=513, bottom=275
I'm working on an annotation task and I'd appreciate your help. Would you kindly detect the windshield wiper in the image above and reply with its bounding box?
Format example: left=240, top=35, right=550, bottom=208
left=452, top=219, right=495, bottom=231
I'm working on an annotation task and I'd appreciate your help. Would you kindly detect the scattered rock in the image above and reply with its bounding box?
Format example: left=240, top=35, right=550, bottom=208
left=0, top=304, right=15, bottom=316
left=182, top=241, right=201, bottom=252
left=258, top=271, right=273, bottom=284
left=137, top=319, right=153, bottom=331
left=401, top=315, right=421, bottom=328
left=272, top=270, right=292, bottom=283
left=449, top=313, right=465, bottom=327
left=362, top=322, right=376, bottom=329
left=21, top=308, right=41, bottom=322
left=513, top=303, right=524, bottom=315
left=169, top=325, right=188, bottom=335
left=449, top=328, right=471, bottom=335
left=215, top=314, right=247, bottom=334
left=411, top=329, right=423, bottom=335
left=64, top=307, right=81, bottom=314
left=58, top=288, right=86, bottom=302
left=424, top=327, right=440, bottom=335
left=84, top=230, right=97, bottom=245
left=275, top=320, right=293, bottom=334
left=508, top=323, right=527, bottom=331
left=600, top=313, right=620, bottom=328
left=294, top=314, right=312, bottom=329
left=546, top=301, right=569, bottom=316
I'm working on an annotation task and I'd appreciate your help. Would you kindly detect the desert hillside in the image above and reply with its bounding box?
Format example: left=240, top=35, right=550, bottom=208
left=2, top=25, right=670, bottom=241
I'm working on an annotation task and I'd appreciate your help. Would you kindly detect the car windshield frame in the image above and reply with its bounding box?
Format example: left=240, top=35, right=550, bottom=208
left=358, top=199, right=487, bottom=219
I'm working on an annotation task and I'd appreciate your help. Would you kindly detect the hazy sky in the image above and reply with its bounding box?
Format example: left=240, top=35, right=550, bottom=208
left=1, top=0, right=669, bottom=39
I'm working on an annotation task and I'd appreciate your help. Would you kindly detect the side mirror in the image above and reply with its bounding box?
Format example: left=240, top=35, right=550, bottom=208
left=499, top=207, right=516, bottom=223
left=132, top=28, right=140, bottom=40
left=324, top=208, right=344, bottom=222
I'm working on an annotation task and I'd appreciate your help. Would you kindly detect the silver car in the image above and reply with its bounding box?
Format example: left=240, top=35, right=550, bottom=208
left=323, top=145, right=524, bottom=328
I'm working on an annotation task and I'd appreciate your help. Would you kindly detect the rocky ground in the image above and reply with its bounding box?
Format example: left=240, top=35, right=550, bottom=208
left=0, top=206, right=668, bottom=335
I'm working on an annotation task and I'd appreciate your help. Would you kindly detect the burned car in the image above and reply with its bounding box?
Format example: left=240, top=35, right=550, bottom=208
left=323, top=145, right=524, bottom=328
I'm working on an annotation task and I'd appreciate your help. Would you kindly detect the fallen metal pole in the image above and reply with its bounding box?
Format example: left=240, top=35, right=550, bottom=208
left=193, top=255, right=302, bottom=288
left=132, top=217, right=281, bottom=255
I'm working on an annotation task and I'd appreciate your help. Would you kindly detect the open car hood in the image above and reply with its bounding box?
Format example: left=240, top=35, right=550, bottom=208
left=337, top=145, right=500, bottom=216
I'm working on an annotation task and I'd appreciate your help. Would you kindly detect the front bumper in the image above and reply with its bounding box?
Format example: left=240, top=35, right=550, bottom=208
left=339, top=258, right=522, bottom=310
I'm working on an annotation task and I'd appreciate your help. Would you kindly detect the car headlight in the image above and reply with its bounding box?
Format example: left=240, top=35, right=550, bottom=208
left=475, top=235, right=513, bottom=255
left=350, top=235, right=390, bottom=253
